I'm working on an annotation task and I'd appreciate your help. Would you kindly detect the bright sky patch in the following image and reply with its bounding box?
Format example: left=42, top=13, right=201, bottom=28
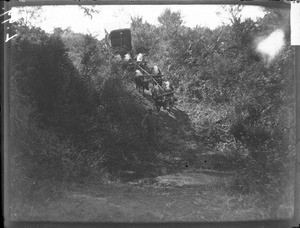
left=11, top=5, right=265, bottom=40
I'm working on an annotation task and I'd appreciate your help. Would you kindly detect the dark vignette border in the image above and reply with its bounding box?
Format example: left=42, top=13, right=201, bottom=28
left=2, top=1, right=299, bottom=228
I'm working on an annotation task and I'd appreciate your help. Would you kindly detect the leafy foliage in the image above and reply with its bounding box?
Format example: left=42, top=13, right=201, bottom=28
left=131, top=6, right=294, bottom=196
left=10, top=6, right=295, bottom=206
left=131, top=16, right=159, bottom=55
left=10, top=23, right=160, bottom=199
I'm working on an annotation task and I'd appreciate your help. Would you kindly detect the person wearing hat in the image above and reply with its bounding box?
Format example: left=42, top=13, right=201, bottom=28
left=141, top=108, right=158, bottom=145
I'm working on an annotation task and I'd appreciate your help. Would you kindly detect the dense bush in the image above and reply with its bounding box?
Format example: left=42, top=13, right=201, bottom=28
left=130, top=6, right=295, bottom=196
left=10, top=6, right=295, bottom=203
left=10, top=80, right=65, bottom=201
left=10, top=24, right=162, bottom=198
left=10, top=25, right=105, bottom=195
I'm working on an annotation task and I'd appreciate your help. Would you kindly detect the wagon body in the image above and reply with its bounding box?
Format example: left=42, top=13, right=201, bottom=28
left=109, top=29, right=133, bottom=56
left=109, top=28, right=176, bottom=111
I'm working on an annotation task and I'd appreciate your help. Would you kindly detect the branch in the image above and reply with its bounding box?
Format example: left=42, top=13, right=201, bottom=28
left=79, top=6, right=100, bottom=19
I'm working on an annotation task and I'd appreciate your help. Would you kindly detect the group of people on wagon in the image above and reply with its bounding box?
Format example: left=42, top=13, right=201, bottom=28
left=121, top=52, right=175, bottom=111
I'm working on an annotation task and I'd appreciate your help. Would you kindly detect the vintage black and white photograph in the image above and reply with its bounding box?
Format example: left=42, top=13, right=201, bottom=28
left=8, top=2, right=295, bottom=222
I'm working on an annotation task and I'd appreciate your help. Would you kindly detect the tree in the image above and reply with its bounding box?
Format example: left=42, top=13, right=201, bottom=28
left=78, top=6, right=100, bottom=19
left=155, top=9, right=185, bottom=77
left=158, top=8, right=183, bottom=38
left=80, top=34, right=104, bottom=77
left=130, top=16, right=159, bottom=55
left=16, top=6, right=44, bottom=27
left=221, top=5, right=244, bottom=24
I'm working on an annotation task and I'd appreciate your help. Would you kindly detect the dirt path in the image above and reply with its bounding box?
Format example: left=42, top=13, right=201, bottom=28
left=12, top=169, right=291, bottom=222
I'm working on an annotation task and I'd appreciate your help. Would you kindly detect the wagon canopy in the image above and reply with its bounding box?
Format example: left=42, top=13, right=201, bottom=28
left=109, top=28, right=132, bottom=55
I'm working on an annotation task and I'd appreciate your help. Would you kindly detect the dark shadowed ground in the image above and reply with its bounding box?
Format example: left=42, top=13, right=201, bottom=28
left=10, top=95, right=294, bottom=222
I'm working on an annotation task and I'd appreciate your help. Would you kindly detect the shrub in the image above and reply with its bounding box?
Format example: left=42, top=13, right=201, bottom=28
left=10, top=82, right=65, bottom=201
